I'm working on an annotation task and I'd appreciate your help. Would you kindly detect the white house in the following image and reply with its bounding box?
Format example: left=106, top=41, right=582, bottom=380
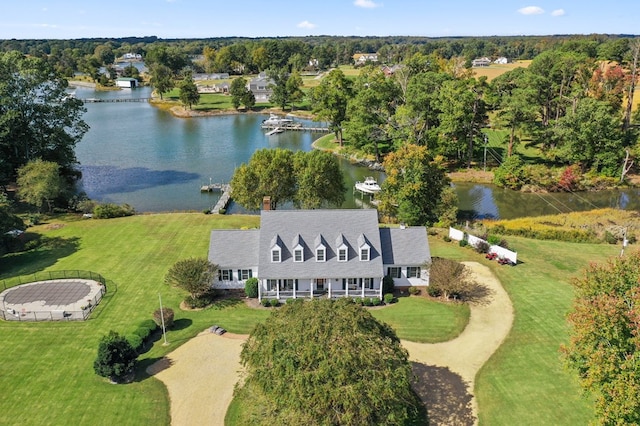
left=247, top=72, right=274, bottom=102
left=353, top=53, right=379, bottom=65
left=472, top=57, right=491, bottom=67
left=115, top=77, right=137, bottom=88
left=208, top=209, right=430, bottom=300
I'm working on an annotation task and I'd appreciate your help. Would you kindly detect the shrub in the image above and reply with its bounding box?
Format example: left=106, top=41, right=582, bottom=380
left=352, top=297, right=364, bottom=306
left=183, top=288, right=217, bottom=309
left=493, top=155, right=525, bottom=190
left=382, top=275, right=394, bottom=294
left=487, top=235, right=501, bottom=245
left=153, top=307, right=174, bottom=329
left=93, top=203, right=135, bottom=219
left=363, top=298, right=373, bottom=306
left=604, top=231, right=618, bottom=244
left=427, top=285, right=442, bottom=298
left=133, top=326, right=151, bottom=340
left=474, top=240, right=490, bottom=254
left=218, top=208, right=226, bottom=215
left=443, top=235, right=452, bottom=242
left=261, top=298, right=270, bottom=307
left=202, top=209, right=211, bottom=215
left=126, top=334, right=143, bottom=353
left=383, top=293, right=395, bottom=304
left=459, top=239, right=468, bottom=248
left=371, top=297, right=381, bottom=306
left=408, top=286, right=420, bottom=296
left=244, top=277, right=259, bottom=298
left=269, top=298, right=279, bottom=307
left=498, top=239, right=510, bottom=249
left=94, top=331, right=137, bottom=382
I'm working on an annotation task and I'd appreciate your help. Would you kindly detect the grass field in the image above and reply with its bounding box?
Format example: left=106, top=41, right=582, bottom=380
left=429, top=232, right=624, bottom=424
left=472, top=60, right=532, bottom=81
left=0, top=213, right=468, bottom=425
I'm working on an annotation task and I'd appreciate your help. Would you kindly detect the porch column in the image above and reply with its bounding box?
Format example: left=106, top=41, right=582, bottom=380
left=293, top=281, right=296, bottom=299
left=328, top=280, right=332, bottom=299
left=276, top=282, right=280, bottom=300
left=258, top=279, right=262, bottom=302
left=310, top=280, right=314, bottom=299
left=379, top=277, right=383, bottom=299
left=361, top=280, right=365, bottom=299
left=346, top=280, right=349, bottom=298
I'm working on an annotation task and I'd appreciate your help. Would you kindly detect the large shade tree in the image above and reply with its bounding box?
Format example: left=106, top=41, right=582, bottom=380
left=164, top=257, right=217, bottom=300
left=379, top=144, right=449, bottom=226
left=309, top=69, right=353, bottom=145
left=0, top=51, right=88, bottom=187
left=230, top=148, right=344, bottom=210
left=562, top=251, right=640, bottom=425
left=236, top=298, right=424, bottom=425
left=17, top=159, right=65, bottom=212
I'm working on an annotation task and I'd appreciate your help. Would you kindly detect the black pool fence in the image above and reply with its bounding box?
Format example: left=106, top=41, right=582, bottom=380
left=0, top=270, right=107, bottom=322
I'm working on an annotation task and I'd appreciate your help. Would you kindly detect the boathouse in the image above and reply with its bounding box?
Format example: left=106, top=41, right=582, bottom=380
left=115, top=77, right=138, bottom=88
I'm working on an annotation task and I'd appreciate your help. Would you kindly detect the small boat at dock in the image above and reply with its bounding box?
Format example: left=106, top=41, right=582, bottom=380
left=354, top=177, right=381, bottom=194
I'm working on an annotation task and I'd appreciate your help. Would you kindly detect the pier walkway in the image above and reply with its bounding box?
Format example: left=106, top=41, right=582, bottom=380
left=261, top=123, right=330, bottom=133
left=201, top=183, right=232, bottom=214
left=80, top=98, right=151, bottom=103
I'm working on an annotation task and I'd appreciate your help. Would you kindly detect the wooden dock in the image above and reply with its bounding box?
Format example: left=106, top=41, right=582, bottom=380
left=80, top=98, right=151, bottom=103
left=204, top=184, right=232, bottom=214
left=261, top=123, right=330, bottom=133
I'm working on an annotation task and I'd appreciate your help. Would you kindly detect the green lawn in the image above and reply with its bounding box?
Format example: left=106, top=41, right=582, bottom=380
left=371, top=295, right=469, bottom=343
left=430, top=234, right=621, bottom=424
left=0, top=213, right=467, bottom=425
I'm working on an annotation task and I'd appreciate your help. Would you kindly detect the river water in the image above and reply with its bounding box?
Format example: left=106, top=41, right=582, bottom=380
left=73, top=86, right=640, bottom=219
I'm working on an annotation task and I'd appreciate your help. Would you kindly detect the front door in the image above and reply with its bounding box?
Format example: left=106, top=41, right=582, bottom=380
left=315, top=278, right=326, bottom=291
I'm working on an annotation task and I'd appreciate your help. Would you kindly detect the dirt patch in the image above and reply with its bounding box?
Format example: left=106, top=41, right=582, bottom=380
left=45, top=223, right=65, bottom=230
left=150, top=262, right=512, bottom=425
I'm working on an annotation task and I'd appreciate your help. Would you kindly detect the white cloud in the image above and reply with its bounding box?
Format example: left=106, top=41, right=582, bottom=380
left=297, top=20, right=317, bottom=29
left=518, top=6, right=545, bottom=15
left=551, top=9, right=565, bottom=16
left=354, top=0, right=382, bottom=9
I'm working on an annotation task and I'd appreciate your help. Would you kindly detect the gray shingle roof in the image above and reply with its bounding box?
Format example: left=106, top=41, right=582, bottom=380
left=209, top=229, right=260, bottom=268
left=379, top=227, right=430, bottom=265
left=259, top=209, right=384, bottom=279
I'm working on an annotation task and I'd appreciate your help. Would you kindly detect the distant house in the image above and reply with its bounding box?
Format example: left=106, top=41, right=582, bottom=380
left=381, top=64, right=404, bottom=76
left=115, top=77, right=137, bottom=88
left=121, top=53, right=142, bottom=61
left=472, top=57, right=491, bottom=67
left=208, top=209, right=431, bottom=301
left=353, top=53, right=378, bottom=65
left=193, top=73, right=230, bottom=81
left=494, top=57, right=510, bottom=64
left=247, top=72, right=274, bottom=102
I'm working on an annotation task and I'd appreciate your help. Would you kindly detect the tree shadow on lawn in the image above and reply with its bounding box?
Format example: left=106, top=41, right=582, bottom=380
left=0, top=235, right=80, bottom=278
left=411, top=362, right=475, bottom=426
left=136, top=356, right=174, bottom=382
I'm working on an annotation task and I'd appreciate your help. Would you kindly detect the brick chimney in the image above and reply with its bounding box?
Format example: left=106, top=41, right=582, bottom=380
left=263, top=196, right=272, bottom=211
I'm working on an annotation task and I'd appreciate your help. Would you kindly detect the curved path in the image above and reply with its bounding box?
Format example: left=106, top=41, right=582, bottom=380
left=403, top=262, right=513, bottom=424
left=148, top=262, right=513, bottom=425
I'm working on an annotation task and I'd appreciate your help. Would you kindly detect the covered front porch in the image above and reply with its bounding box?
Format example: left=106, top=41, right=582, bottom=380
left=258, top=277, right=383, bottom=301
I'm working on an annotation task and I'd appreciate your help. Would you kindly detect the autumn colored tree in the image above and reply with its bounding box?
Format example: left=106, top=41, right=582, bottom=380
left=562, top=251, right=640, bottom=425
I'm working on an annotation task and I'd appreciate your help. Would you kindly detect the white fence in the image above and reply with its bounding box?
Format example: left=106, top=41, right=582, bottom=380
left=449, top=227, right=518, bottom=264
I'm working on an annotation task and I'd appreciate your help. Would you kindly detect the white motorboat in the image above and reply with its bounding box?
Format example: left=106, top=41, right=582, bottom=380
left=262, top=113, right=294, bottom=126
left=354, top=177, right=381, bottom=194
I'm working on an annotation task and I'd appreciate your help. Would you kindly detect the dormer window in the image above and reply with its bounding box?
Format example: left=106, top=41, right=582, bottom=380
left=338, top=247, right=347, bottom=262
left=292, top=234, right=304, bottom=262
left=336, top=233, right=348, bottom=262
left=360, top=246, right=370, bottom=261
left=315, top=234, right=326, bottom=262
left=358, top=233, right=370, bottom=261
left=271, top=234, right=282, bottom=263
left=271, top=247, right=281, bottom=262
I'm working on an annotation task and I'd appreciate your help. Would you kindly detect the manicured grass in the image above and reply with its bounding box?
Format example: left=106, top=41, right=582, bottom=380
left=0, top=213, right=266, bottom=425
left=0, top=213, right=466, bottom=425
left=430, top=233, right=622, bottom=425
left=371, top=295, right=470, bottom=343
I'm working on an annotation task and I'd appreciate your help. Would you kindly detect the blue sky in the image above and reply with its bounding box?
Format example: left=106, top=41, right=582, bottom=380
left=1, top=0, right=638, bottom=39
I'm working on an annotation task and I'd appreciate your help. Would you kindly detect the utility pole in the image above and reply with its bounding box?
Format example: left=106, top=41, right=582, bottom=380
left=483, top=133, right=488, bottom=172
left=620, top=227, right=628, bottom=257
left=158, top=294, right=168, bottom=345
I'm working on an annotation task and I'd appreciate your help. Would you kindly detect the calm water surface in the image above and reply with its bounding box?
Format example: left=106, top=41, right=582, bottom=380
left=74, top=86, right=640, bottom=218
